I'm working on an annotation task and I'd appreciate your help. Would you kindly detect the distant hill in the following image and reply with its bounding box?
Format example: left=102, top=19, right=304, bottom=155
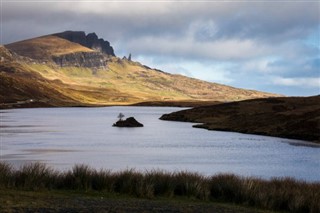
left=160, top=96, right=320, bottom=143
left=1, top=31, right=280, bottom=108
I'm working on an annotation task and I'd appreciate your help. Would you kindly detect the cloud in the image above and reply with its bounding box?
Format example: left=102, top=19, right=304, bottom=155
left=267, top=57, right=320, bottom=78
left=134, top=55, right=234, bottom=84
left=273, top=77, right=320, bottom=89
left=3, top=1, right=319, bottom=44
left=2, top=1, right=319, bottom=96
left=125, top=35, right=273, bottom=61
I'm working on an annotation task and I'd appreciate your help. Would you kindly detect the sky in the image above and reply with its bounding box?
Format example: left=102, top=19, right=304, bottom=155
left=1, top=0, right=319, bottom=96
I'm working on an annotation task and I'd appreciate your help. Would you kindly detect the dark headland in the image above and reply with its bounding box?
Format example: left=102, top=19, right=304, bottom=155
left=160, top=95, right=320, bottom=144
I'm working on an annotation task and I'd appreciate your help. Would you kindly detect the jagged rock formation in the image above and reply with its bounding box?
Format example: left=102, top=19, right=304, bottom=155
left=5, top=31, right=123, bottom=68
left=122, top=53, right=132, bottom=61
left=54, top=31, right=115, bottom=56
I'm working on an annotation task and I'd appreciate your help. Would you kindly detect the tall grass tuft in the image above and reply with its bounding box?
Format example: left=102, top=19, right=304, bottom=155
left=91, top=169, right=114, bottom=191
left=61, top=164, right=96, bottom=190
left=210, top=174, right=244, bottom=203
left=173, top=171, right=209, bottom=200
left=14, top=162, right=58, bottom=190
left=144, top=170, right=174, bottom=197
left=0, top=162, right=319, bottom=213
left=0, top=162, right=13, bottom=188
left=113, top=169, right=144, bottom=196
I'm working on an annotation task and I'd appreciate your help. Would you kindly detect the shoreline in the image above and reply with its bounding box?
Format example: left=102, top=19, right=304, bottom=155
left=0, top=100, right=221, bottom=110
left=191, top=124, right=320, bottom=146
left=2, top=98, right=319, bottom=144
left=160, top=96, right=320, bottom=144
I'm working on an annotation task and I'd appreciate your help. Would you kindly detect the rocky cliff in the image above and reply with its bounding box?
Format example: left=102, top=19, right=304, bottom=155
left=52, top=51, right=107, bottom=68
left=54, top=31, right=115, bottom=56
left=5, top=33, right=113, bottom=68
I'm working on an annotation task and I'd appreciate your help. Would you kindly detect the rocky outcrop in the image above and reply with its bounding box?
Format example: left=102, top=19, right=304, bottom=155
left=113, top=117, right=144, bottom=127
left=86, top=33, right=115, bottom=56
left=52, top=52, right=107, bottom=68
left=54, top=31, right=115, bottom=56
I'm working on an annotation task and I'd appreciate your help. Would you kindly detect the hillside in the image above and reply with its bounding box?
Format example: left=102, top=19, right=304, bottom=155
left=1, top=31, right=280, bottom=108
left=160, top=96, right=320, bottom=143
left=0, top=46, right=134, bottom=108
left=5, top=35, right=94, bottom=59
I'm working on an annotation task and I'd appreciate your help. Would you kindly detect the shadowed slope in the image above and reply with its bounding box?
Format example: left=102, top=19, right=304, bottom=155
left=160, top=96, right=320, bottom=143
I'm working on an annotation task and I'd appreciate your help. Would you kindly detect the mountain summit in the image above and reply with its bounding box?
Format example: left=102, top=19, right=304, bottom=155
left=53, top=31, right=115, bottom=56
left=5, top=31, right=115, bottom=68
left=1, top=31, right=280, bottom=108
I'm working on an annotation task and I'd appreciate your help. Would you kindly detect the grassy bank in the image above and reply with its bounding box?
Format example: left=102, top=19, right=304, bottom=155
left=0, top=162, right=319, bottom=213
left=160, top=96, right=320, bottom=143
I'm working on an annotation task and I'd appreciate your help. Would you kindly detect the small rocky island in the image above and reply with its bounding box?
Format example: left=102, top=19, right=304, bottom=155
left=113, top=114, right=143, bottom=127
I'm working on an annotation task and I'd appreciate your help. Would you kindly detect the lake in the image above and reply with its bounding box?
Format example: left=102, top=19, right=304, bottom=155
left=1, top=107, right=319, bottom=182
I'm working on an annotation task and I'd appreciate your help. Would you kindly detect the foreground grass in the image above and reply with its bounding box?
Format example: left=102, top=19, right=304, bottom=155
left=0, top=189, right=276, bottom=213
left=0, top=162, right=319, bottom=213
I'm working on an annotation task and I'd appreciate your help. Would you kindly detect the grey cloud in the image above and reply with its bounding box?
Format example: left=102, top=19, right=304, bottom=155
left=124, top=36, right=270, bottom=61
left=2, top=1, right=319, bottom=96
left=3, top=2, right=318, bottom=44
left=267, top=57, right=320, bottom=78
left=3, top=1, right=318, bottom=61
left=196, top=2, right=319, bottom=42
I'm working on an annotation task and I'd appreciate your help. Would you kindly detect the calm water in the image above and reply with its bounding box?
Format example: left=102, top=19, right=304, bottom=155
left=0, top=107, right=319, bottom=182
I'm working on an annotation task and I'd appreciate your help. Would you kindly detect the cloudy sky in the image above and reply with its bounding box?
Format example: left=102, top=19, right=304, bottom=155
left=1, top=0, right=319, bottom=96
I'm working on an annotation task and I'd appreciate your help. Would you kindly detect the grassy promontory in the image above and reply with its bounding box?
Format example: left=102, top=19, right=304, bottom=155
left=0, top=162, right=319, bottom=213
left=160, top=96, right=320, bottom=143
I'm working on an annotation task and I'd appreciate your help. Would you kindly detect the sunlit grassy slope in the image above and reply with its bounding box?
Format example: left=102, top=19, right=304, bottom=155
left=5, top=35, right=93, bottom=59
left=23, top=57, right=279, bottom=106
left=1, top=33, right=280, bottom=107
left=0, top=46, right=135, bottom=107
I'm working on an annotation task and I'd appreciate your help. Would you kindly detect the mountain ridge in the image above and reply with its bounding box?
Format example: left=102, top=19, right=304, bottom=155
left=53, top=31, right=115, bottom=56
left=1, top=31, right=281, bottom=108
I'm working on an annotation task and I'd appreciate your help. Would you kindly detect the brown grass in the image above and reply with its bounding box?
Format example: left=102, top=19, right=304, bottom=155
left=1, top=42, right=280, bottom=108
left=5, top=35, right=93, bottom=59
left=0, top=162, right=319, bottom=213
left=160, top=96, right=320, bottom=143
